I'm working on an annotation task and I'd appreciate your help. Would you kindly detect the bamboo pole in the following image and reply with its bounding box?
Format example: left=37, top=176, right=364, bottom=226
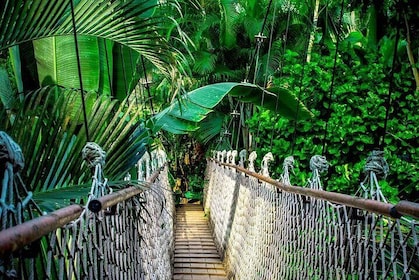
left=0, top=205, right=82, bottom=256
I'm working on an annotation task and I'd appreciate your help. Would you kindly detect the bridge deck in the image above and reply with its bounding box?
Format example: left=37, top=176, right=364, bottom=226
left=173, top=204, right=227, bottom=280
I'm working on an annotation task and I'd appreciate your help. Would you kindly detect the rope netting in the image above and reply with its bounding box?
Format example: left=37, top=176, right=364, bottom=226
left=204, top=149, right=419, bottom=280
left=0, top=132, right=174, bottom=280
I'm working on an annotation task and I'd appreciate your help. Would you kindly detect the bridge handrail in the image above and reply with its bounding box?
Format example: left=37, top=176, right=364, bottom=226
left=0, top=165, right=165, bottom=258
left=215, top=159, right=419, bottom=220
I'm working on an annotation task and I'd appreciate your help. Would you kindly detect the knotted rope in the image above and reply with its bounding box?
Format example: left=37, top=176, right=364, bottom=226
left=0, top=133, right=31, bottom=279
left=82, top=142, right=106, bottom=168
left=71, top=142, right=108, bottom=224
left=309, top=155, right=328, bottom=174
left=248, top=151, right=257, bottom=172
left=0, top=131, right=24, bottom=172
left=363, top=150, right=389, bottom=179
left=0, top=132, right=26, bottom=216
left=283, top=156, right=294, bottom=174
left=261, top=152, right=274, bottom=177
left=281, top=156, right=294, bottom=185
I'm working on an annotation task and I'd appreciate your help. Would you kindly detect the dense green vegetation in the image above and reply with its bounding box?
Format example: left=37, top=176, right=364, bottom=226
left=248, top=49, right=418, bottom=202
left=244, top=0, right=419, bottom=202
left=161, top=0, right=419, bottom=203
left=0, top=0, right=418, bottom=205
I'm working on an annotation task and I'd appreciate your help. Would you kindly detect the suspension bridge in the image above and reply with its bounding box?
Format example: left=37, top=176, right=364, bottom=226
left=0, top=1, right=418, bottom=279
left=0, top=133, right=418, bottom=280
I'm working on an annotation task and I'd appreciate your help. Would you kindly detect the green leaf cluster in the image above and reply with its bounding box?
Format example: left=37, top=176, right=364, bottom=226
left=248, top=42, right=418, bottom=202
left=0, top=86, right=150, bottom=209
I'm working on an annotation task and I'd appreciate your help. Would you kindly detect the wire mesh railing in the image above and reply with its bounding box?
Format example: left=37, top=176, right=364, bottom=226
left=0, top=132, right=174, bottom=280
left=204, top=150, right=419, bottom=280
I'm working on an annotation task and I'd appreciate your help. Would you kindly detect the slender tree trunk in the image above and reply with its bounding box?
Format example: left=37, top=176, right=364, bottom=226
left=404, top=13, right=419, bottom=91
left=306, top=0, right=320, bottom=63
left=240, top=103, right=253, bottom=151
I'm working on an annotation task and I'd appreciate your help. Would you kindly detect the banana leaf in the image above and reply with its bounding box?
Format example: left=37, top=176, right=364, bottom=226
left=154, top=82, right=313, bottom=134
left=33, top=36, right=112, bottom=94
left=113, top=43, right=141, bottom=101
left=24, top=36, right=143, bottom=100
left=193, top=111, right=226, bottom=144
left=0, top=0, right=174, bottom=73
left=0, top=68, right=14, bottom=109
left=10, top=42, right=40, bottom=92
left=8, top=46, right=24, bottom=93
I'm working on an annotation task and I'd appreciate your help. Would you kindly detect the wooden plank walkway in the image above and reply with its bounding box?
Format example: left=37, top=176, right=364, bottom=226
left=173, top=204, right=227, bottom=280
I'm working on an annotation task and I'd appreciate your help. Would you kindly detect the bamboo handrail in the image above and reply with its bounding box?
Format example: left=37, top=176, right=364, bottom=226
left=217, top=160, right=419, bottom=220
left=0, top=166, right=165, bottom=258
left=88, top=165, right=164, bottom=213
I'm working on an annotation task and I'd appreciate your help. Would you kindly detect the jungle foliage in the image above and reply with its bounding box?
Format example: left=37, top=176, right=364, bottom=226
left=245, top=0, right=419, bottom=202
left=0, top=0, right=418, bottom=204
left=0, top=0, right=187, bottom=210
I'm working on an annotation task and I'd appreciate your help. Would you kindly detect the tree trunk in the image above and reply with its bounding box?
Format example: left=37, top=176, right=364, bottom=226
left=306, top=0, right=320, bottom=63
left=404, top=13, right=419, bottom=91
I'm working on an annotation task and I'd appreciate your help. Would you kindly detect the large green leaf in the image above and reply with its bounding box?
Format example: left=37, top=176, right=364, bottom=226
left=8, top=46, right=24, bottom=93
left=0, top=68, right=14, bottom=109
left=0, top=0, right=174, bottom=73
left=113, top=43, right=141, bottom=100
left=25, top=36, right=144, bottom=100
left=193, top=111, right=226, bottom=144
left=228, top=85, right=314, bottom=120
left=152, top=112, right=200, bottom=134
left=154, top=82, right=313, bottom=134
left=33, top=36, right=112, bottom=93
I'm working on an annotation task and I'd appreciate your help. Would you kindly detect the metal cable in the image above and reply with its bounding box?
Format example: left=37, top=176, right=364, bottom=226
left=380, top=11, right=401, bottom=150
left=70, top=0, right=90, bottom=142
left=321, top=0, right=345, bottom=154
left=140, top=56, right=155, bottom=114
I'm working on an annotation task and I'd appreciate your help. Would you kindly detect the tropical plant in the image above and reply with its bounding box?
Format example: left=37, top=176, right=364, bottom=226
left=0, top=86, right=150, bottom=207
left=152, top=82, right=313, bottom=142
left=0, top=0, right=183, bottom=74
left=0, top=0, right=194, bottom=211
left=248, top=28, right=418, bottom=202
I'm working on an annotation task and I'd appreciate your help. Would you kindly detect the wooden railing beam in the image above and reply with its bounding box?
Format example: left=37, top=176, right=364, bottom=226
left=217, top=160, right=419, bottom=220
left=0, top=165, right=165, bottom=258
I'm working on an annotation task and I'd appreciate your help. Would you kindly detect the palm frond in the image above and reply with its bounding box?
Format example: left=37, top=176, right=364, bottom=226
left=212, top=66, right=244, bottom=82
left=219, top=0, right=238, bottom=49
left=33, top=180, right=148, bottom=211
left=0, top=0, right=178, bottom=73
left=32, top=183, right=91, bottom=212
left=193, top=51, right=217, bottom=75
left=0, top=85, right=150, bottom=191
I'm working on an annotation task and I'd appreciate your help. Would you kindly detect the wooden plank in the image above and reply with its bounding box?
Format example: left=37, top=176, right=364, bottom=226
left=174, top=204, right=227, bottom=280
